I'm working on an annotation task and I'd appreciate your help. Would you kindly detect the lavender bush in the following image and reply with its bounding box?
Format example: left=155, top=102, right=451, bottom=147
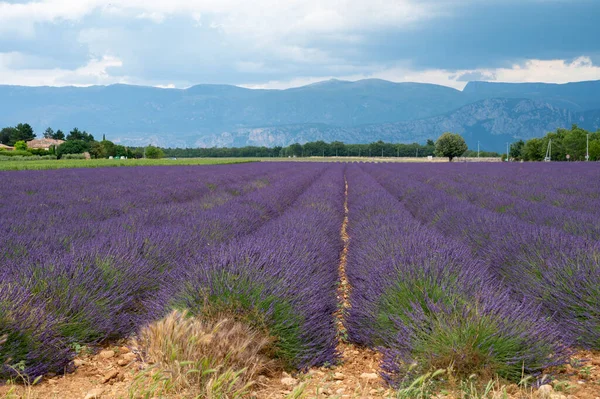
left=344, top=165, right=567, bottom=385
left=364, top=162, right=600, bottom=349
left=171, top=164, right=346, bottom=369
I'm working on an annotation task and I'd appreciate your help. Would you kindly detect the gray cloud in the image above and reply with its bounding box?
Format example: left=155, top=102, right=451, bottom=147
left=0, top=0, right=598, bottom=88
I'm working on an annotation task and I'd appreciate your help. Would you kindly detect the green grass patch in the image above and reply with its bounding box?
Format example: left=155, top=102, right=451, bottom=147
left=0, top=158, right=257, bottom=171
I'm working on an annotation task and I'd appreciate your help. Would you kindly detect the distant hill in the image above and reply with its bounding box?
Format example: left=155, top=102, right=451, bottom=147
left=193, top=99, right=600, bottom=152
left=1, top=79, right=599, bottom=151
left=463, top=80, right=600, bottom=111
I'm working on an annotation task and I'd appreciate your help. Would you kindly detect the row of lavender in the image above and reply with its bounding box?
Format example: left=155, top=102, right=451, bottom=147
left=361, top=163, right=600, bottom=351
left=0, top=163, right=343, bottom=379
left=446, top=163, right=600, bottom=216
left=171, top=164, right=345, bottom=368
left=404, top=163, right=600, bottom=239
left=344, top=165, right=567, bottom=385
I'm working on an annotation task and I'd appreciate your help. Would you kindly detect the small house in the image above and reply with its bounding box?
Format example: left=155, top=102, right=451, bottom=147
left=26, top=138, right=65, bottom=151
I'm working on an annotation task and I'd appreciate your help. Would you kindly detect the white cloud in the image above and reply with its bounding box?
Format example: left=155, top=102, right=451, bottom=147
left=241, top=56, right=600, bottom=90
left=0, top=52, right=126, bottom=86
left=0, top=0, right=433, bottom=38
left=491, top=57, right=600, bottom=84
left=136, top=12, right=166, bottom=23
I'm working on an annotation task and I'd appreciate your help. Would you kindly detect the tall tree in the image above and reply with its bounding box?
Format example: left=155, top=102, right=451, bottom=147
left=14, top=123, right=36, bottom=142
left=0, top=127, right=17, bottom=145
left=67, top=128, right=95, bottom=142
left=509, top=140, right=525, bottom=160
left=53, top=129, right=65, bottom=140
left=522, top=138, right=544, bottom=161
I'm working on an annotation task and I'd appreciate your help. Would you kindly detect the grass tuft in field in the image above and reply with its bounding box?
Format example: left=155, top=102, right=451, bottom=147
left=130, top=309, right=271, bottom=398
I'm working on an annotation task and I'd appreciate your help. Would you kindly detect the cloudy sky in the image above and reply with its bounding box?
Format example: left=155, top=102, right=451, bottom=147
left=0, top=0, right=599, bottom=89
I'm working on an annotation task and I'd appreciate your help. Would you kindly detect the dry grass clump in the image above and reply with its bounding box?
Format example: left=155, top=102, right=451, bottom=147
left=130, top=309, right=275, bottom=398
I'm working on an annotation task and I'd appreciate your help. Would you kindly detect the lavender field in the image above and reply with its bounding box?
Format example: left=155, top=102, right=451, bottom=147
left=1, top=162, right=599, bottom=388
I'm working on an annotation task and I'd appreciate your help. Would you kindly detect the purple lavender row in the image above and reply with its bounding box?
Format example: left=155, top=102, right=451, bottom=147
left=391, top=164, right=600, bottom=240
left=429, top=163, right=600, bottom=217
left=170, top=164, right=346, bottom=369
left=0, top=163, right=329, bottom=380
left=0, top=163, right=308, bottom=256
left=344, top=164, right=566, bottom=385
left=363, top=163, right=600, bottom=350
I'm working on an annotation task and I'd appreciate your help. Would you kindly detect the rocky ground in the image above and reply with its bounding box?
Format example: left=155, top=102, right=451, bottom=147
left=1, top=344, right=599, bottom=399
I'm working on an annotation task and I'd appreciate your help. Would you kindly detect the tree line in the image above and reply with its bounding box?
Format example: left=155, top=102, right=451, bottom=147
left=0, top=124, right=165, bottom=159
left=510, top=125, right=600, bottom=161
left=163, top=140, right=439, bottom=158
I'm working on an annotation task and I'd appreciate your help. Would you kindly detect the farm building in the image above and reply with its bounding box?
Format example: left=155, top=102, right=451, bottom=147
left=0, top=143, right=15, bottom=150
left=26, top=138, right=65, bottom=150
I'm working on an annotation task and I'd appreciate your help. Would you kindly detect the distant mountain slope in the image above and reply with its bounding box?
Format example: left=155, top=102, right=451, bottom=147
left=0, top=79, right=466, bottom=133
left=1, top=79, right=600, bottom=151
left=190, top=99, right=600, bottom=151
left=463, top=80, right=600, bottom=111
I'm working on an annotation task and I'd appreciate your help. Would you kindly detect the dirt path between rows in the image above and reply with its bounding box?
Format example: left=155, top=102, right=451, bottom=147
left=254, top=174, right=389, bottom=398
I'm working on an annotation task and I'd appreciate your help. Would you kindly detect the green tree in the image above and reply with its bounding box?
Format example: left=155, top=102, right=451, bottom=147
left=3, top=123, right=36, bottom=145
left=509, top=140, right=525, bottom=160
left=53, top=129, right=65, bottom=140
left=67, top=128, right=94, bottom=142
left=115, top=145, right=128, bottom=157
left=563, top=125, right=587, bottom=161
left=369, top=140, right=386, bottom=157
left=0, top=127, right=16, bottom=145
left=132, top=148, right=144, bottom=159
left=14, top=140, right=27, bottom=151
left=589, top=139, right=600, bottom=161
left=145, top=145, right=164, bottom=159
left=304, top=140, right=328, bottom=156
left=435, top=132, right=468, bottom=161
left=330, top=141, right=346, bottom=156
left=101, top=140, right=117, bottom=157
left=89, top=141, right=107, bottom=159
left=14, top=123, right=36, bottom=143
left=522, top=138, right=544, bottom=161
left=288, top=143, right=303, bottom=157
left=57, top=140, right=89, bottom=158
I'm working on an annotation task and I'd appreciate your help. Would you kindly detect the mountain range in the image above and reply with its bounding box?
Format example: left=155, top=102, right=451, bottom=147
left=1, top=79, right=600, bottom=152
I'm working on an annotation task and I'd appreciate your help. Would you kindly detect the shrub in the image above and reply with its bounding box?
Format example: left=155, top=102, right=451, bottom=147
left=0, top=150, right=33, bottom=157
left=60, top=153, right=87, bottom=160
left=0, top=155, right=57, bottom=161
left=13, top=141, right=27, bottom=151
left=28, top=148, right=52, bottom=156
left=145, top=145, right=165, bottom=159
